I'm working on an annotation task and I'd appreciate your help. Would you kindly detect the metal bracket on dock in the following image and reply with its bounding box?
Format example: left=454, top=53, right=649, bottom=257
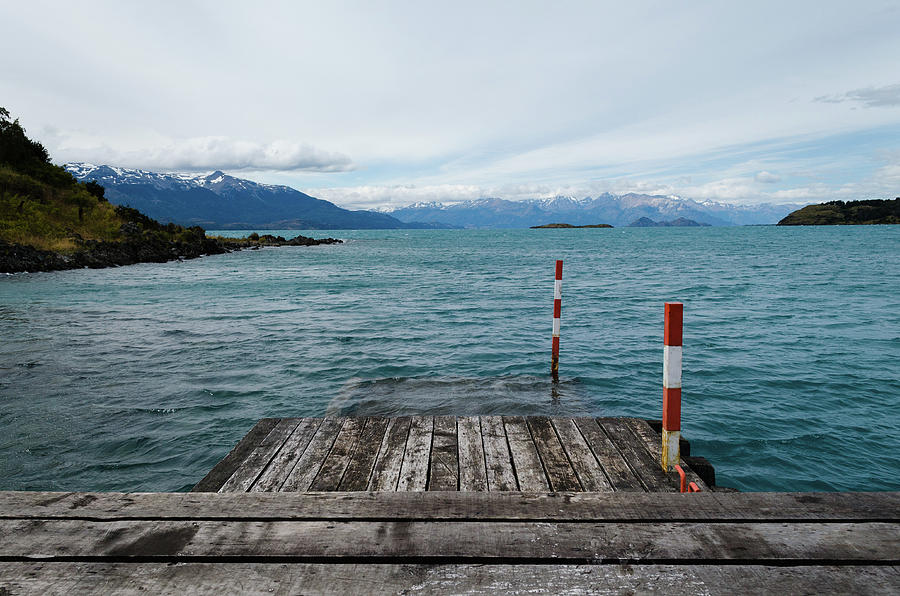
left=675, top=464, right=701, bottom=493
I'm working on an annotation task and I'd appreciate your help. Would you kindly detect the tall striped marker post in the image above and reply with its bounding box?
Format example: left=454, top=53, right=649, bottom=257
left=551, top=260, right=563, bottom=381
left=662, top=302, right=683, bottom=471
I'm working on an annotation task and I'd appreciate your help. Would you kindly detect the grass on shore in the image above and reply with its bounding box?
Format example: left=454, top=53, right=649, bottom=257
left=0, top=166, right=123, bottom=251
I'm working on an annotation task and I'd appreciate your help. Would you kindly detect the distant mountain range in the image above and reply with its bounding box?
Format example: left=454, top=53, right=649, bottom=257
left=386, top=195, right=804, bottom=228
left=65, top=163, right=804, bottom=229
left=64, top=163, right=449, bottom=230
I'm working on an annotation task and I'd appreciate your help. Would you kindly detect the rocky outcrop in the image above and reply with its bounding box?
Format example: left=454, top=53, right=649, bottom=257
left=0, top=233, right=342, bottom=274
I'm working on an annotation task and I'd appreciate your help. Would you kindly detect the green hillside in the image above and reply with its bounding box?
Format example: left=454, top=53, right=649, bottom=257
left=0, top=108, right=341, bottom=273
left=0, top=108, right=129, bottom=251
left=0, top=107, right=219, bottom=254
left=777, top=198, right=900, bottom=226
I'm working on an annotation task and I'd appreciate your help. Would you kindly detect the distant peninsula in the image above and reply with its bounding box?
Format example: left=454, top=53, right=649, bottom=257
left=628, top=217, right=710, bottom=227
left=777, top=198, right=900, bottom=225
left=0, top=108, right=341, bottom=273
left=530, top=223, right=613, bottom=228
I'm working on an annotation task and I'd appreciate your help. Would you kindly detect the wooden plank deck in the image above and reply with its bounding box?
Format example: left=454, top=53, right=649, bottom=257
left=1, top=491, right=897, bottom=594
left=5, top=417, right=895, bottom=593
left=193, top=416, right=713, bottom=493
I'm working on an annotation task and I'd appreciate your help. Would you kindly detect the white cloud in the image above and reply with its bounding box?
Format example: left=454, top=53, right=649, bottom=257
left=755, top=171, right=781, bottom=183
left=815, top=83, right=900, bottom=108
left=680, top=179, right=760, bottom=201
left=309, top=178, right=762, bottom=210
left=311, top=182, right=603, bottom=210
left=46, top=132, right=354, bottom=173
left=771, top=186, right=827, bottom=200
left=310, top=161, right=900, bottom=210
left=312, top=184, right=485, bottom=210
left=5, top=2, right=900, bottom=205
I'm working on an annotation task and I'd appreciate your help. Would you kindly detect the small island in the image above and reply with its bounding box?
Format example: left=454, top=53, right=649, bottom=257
left=627, top=217, right=710, bottom=227
left=530, top=223, right=613, bottom=228
left=0, top=108, right=341, bottom=273
left=777, top=198, right=900, bottom=225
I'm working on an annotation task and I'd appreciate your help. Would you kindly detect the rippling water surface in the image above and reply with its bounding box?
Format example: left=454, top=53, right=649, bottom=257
left=1, top=226, right=898, bottom=492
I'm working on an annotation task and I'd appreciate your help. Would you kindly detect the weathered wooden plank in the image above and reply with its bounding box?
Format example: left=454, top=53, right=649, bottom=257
left=527, top=416, right=581, bottom=492
left=280, top=418, right=344, bottom=492
left=481, top=416, right=517, bottom=491
left=551, top=418, right=613, bottom=491
left=429, top=416, right=459, bottom=491
left=4, top=491, right=899, bottom=522
left=691, top=564, right=900, bottom=595
left=573, top=417, right=644, bottom=492
left=503, top=416, right=550, bottom=491
left=597, top=417, right=677, bottom=492
left=4, top=519, right=897, bottom=562
left=338, top=417, right=389, bottom=491
left=368, top=416, right=411, bottom=491
left=457, top=416, right=488, bottom=491
left=309, top=418, right=366, bottom=491
left=251, top=418, right=322, bottom=492
left=2, top=562, right=895, bottom=596
left=397, top=416, right=433, bottom=491
left=191, top=418, right=280, bottom=492
left=218, top=419, right=302, bottom=493
left=624, top=418, right=709, bottom=491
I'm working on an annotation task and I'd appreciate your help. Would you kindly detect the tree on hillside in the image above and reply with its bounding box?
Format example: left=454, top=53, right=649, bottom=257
left=0, top=107, right=51, bottom=168
left=85, top=180, right=106, bottom=201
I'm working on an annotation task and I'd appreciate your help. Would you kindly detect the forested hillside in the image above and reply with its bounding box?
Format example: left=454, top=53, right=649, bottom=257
left=777, top=199, right=900, bottom=225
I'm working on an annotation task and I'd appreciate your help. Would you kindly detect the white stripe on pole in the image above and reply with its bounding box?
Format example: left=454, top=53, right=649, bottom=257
left=552, top=318, right=561, bottom=336
left=663, top=345, right=682, bottom=389
left=554, top=280, right=562, bottom=300
left=664, top=431, right=680, bottom=469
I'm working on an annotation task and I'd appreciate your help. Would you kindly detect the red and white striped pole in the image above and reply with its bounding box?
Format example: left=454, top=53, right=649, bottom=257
left=551, top=260, right=563, bottom=380
left=662, top=302, right=683, bottom=471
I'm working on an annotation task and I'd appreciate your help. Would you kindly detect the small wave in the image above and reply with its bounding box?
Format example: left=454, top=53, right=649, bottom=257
left=326, top=374, right=592, bottom=417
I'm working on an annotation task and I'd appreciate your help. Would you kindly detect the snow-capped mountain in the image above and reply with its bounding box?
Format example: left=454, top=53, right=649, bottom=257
left=387, top=193, right=805, bottom=228
left=64, top=163, right=438, bottom=230
left=64, top=163, right=804, bottom=229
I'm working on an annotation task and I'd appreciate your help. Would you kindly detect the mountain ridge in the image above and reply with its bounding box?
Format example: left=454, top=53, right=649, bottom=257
left=65, top=163, right=451, bottom=230
left=386, top=194, right=805, bottom=228
left=66, top=163, right=809, bottom=229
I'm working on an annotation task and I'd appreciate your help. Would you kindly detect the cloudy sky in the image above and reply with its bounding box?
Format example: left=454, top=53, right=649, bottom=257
left=2, top=1, right=899, bottom=209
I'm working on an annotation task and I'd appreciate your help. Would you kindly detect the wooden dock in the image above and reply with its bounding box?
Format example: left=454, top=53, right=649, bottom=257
left=193, top=416, right=714, bottom=493
left=1, top=416, right=897, bottom=594
left=1, top=491, right=897, bottom=593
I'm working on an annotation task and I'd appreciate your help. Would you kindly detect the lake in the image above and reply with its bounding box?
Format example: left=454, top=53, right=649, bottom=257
left=1, top=226, right=898, bottom=492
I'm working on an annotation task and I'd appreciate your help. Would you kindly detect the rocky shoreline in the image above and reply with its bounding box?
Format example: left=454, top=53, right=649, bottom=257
left=0, top=233, right=342, bottom=274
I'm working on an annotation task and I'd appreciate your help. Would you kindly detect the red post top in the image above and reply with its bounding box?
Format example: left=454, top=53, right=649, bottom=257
left=555, top=260, right=563, bottom=280
left=664, top=302, right=683, bottom=346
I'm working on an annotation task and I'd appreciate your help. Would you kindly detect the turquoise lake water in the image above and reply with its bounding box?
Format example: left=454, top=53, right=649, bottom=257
left=1, top=226, right=898, bottom=492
